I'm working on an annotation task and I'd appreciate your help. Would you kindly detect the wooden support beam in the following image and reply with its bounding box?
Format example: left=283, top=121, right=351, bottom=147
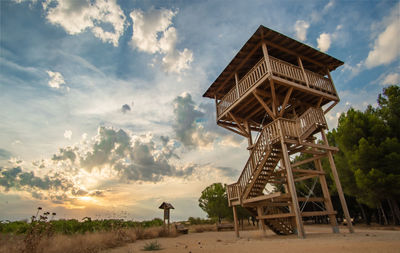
left=279, top=87, right=293, bottom=117
left=252, top=91, right=275, bottom=119
left=285, top=139, right=339, bottom=152
left=324, top=101, right=338, bottom=115
left=257, top=206, right=267, bottom=236
left=261, top=42, right=272, bottom=74
left=292, top=168, right=325, bottom=175
left=314, top=157, right=339, bottom=233
left=242, top=192, right=282, bottom=204
left=301, top=211, right=337, bottom=217
left=317, top=97, right=323, bottom=108
left=297, top=197, right=325, bottom=202
left=326, top=67, right=339, bottom=96
left=279, top=120, right=305, bottom=238
left=297, top=57, right=310, bottom=88
left=218, top=123, right=248, bottom=137
left=291, top=154, right=326, bottom=168
left=294, top=174, right=319, bottom=182
left=270, top=79, right=278, bottom=116
left=321, top=130, right=354, bottom=233
left=257, top=212, right=295, bottom=220
left=228, top=112, right=249, bottom=137
left=232, top=206, right=240, bottom=238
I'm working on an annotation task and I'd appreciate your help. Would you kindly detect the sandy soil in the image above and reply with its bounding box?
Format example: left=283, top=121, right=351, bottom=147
left=103, top=225, right=400, bottom=253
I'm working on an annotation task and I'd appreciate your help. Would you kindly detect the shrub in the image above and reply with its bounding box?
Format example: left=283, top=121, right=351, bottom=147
left=143, top=240, right=162, bottom=251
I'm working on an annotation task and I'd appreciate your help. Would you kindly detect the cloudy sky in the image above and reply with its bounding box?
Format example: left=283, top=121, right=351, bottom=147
left=1, top=0, right=399, bottom=221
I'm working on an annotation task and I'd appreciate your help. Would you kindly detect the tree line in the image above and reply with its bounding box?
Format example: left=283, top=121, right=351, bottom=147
left=199, top=85, right=400, bottom=226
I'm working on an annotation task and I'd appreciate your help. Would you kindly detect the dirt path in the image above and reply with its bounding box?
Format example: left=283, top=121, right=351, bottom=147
left=104, top=225, right=400, bottom=253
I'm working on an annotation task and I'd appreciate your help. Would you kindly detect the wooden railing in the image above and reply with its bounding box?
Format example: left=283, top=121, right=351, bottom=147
left=298, top=107, right=327, bottom=134
left=227, top=183, right=240, bottom=202
left=227, top=108, right=327, bottom=203
left=305, top=70, right=335, bottom=94
left=216, top=56, right=337, bottom=119
left=269, top=56, right=305, bottom=83
left=217, top=58, right=268, bottom=116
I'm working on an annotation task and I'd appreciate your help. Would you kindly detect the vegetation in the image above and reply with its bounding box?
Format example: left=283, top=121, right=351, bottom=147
left=198, top=182, right=252, bottom=225
left=0, top=217, right=164, bottom=235
left=329, top=85, right=400, bottom=225
left=143, top=240, right=162, bottom=251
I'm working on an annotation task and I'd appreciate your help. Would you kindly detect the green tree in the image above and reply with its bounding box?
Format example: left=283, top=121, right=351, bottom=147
left=331, top=85, right=400, bottom=224
left=198, top=183, right=231, bottom=223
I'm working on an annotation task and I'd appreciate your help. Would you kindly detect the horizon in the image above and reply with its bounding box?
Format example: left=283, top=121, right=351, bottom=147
left=1, top=0, right=399, bottom=222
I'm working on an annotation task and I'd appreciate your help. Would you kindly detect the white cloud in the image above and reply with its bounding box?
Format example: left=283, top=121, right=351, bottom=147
left=294, top=20, right=310, bottom=41
left=323, top=0, right=335, bottom=12
left=382, top=73, right=400, bottom=85
left=64, top=130, right=72, bottom=140
left=129, top=8, right=193, bottom=74
left=317, top=33, right=331, bottom=52
left=43, top=0, right=126, bottom=47
left=46, top=70, right=65, bottom=88
left=365, top=11, right=400, bottom=68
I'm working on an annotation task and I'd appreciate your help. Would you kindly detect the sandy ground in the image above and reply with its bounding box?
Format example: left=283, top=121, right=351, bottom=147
left=104, top=225, right=400, bottom=253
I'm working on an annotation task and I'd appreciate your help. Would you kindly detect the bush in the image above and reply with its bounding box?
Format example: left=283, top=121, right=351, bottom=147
left=143, top=240, right=162, bottom=251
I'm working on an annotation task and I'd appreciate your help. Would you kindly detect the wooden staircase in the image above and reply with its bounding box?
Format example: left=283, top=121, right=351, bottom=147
left=227, top=107, right=327, bottom=235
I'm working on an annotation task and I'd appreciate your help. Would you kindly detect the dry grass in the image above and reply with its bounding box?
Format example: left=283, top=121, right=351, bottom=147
left=189, top=224, right=217, bottom=233
left=0, top=226, right=178, bottom=253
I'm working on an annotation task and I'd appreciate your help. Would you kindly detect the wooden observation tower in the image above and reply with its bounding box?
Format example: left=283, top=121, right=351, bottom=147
left=203, top=25, right=354, bottom=238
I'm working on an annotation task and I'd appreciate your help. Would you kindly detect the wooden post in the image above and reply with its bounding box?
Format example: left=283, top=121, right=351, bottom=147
left=232, top=206, right=240, bottom=238
left=321, top=130, right=354, bottom=233
left=325, top=67, right=339, bottom=96
left=235, top=73, right=240, bottom=98
left=314, top=158, right=339, bottom=233
left=278, top=121, right=305, bottom=238
left=297, top=56, right=310, bottom=88
left=257, top=206, right=266, bottom=236
left=261, top=42, right=272, bottom=74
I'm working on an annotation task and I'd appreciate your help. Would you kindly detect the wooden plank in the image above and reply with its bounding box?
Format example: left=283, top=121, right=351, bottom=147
left=291, top=154, right=326, bottom=168
left=257, top=212, right=295, bottom=220
left=292, top=168, right=325, bottom=175
left=301, top=211, right=337, bottom=217
left=284, top=139, right=340, bottom=152
left=279, top=87, right=293, bottom=117
left=243, top=192, right=282, bottom=204
left=252, top=91, right=275, bottom=119
left=294, top=174, right=319, bottom=182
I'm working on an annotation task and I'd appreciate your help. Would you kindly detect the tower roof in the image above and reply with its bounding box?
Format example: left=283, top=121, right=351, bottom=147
left=203, top=25, right=344, bottom=99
